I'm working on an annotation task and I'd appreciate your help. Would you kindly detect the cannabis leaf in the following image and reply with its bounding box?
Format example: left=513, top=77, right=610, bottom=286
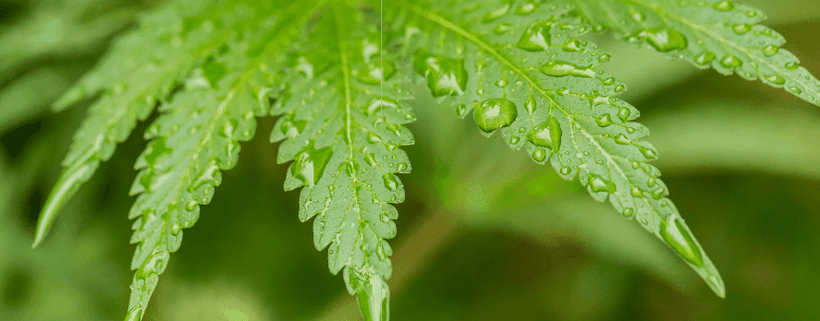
left=391, top=0, right=725, bottom=296
left=269, top=4, right=415, bottom=319
left=123, top=2, right=314, bottom=319
left=33, top=0, right=239, bottom=247
left=570, top=0, right=820, bottom=106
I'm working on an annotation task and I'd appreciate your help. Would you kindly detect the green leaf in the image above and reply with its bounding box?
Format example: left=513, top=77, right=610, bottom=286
left=391, top=0, right=724, bottom=297
left=33, top=0, right=240, bottom=248
left=122, top=2, right=313, bottom=320
left=570, top=0, right=820, bottom=106
left=270, top=4, right=415, bottom=320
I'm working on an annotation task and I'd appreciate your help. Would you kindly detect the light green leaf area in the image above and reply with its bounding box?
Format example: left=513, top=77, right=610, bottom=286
left=270, top=4, right=415, bottom=319
left=392, top=0, right=724, bottom=297
left=119, top=2, right=310, bottom=320
left=571, top=0, right=820, bottom=106
left=33, top=0, right=250, bottom=247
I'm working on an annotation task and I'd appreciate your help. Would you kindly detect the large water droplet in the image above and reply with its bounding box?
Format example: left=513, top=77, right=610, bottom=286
left=414, top=50, right=467, bottom=97
left=588, top=173, right=616, bottom=193
left=632, top=28, right=688, bottom=52
left=713, top=1, right=734, bottom=11
left=527, top=116, right=562, bottom=151
left=482, top=3, right=511, bottom=22
left=532, top=147, right=548, bottom=162
left=357, top=61, right=397, bottom=85
left=517, top=21, right=553, bottom=52
left=539, top=61, right=595, bottom=78
left=660, top=218, right=704, bottom=267
left=695, top=52, right=716, bottom=66
left=474, top=99, right=518, bottom=133
left=720, top=55, right=743, bottom=68
left=291, top=145, right=333, bottom=186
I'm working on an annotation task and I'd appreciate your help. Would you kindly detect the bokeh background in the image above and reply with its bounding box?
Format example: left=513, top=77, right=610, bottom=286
left=1, top=0, right=819, bottom=320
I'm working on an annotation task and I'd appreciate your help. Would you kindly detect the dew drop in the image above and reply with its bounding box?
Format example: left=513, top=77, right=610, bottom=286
left=515, top=1, right=538, bottom=15
left=525, top=94, right=537, bottom=114
left=383, top=174, right=398, bottom=191
left=596, top=114, right=612, bottom=127
left=494, top=23, right=514, bottom=35
left=414, top=51, right=467, bottom=97
left=357, top=61, right=397, bottom=84
left=720, top=55, right=743, bottom=68
left=785, top=62, right=799, bottom=70
left=764, top=74, right=786, bottom=85
left=695, top=52, right=716, bottom=65
left=660, top=218, right=704, bottom=267
left=617, top=107, right=631, bottom=122
left=623, top=208, right=635, bottom=217
left=474, top=98, right=518, bottom=133
left=527, top=116, right=562, bottom=151
left=588, top=173, right=616, bottom=193
left=713, top=1, right=734, bottom=11
left=761, top=45, right=779, bottom=56
left=560, top=166, right=571, bottom=175
left=532, top=147, right=548, bottom=162
left=517, top=21, right=553, bottom=51
left=632, top=28, right=688, bottom=52
left=732, top=24, right=751, bottom=34
left=539, top=61, right=596, bottom=78
left=482, top=3, right=511, bottom=22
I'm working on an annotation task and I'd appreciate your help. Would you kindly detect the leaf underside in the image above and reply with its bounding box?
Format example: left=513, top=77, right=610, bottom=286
left=34, top=0, right=820, bottom=320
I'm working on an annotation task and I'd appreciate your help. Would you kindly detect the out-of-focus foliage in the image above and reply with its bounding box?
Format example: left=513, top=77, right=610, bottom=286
left=2, top=0, right=820, bottom=320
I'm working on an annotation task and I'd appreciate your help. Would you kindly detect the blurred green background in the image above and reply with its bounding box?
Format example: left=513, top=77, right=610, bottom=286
left=1, top=0, right=819, bottom=320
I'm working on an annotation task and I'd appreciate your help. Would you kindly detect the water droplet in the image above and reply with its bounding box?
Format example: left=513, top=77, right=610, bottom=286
left=482, top=3, right=511, bottom=22
left=632, top=28, right=688, bottom=52
left=532, top=147, right=548, bottom=162
left=517, top=21, right=553, bottom=51
left=397, top=162, right=408, bottom=172
left=561, top=38, right=583, bottom=52
left=560, top=166, right=571, bottom=175
left=456, top=104, right=468, bottom=117
left=539, top=61, right=595, bottom=78
left=660, top=218, right=704, bottom=267
left=383, top=174, right=398, bottom=191
left=474, top=98, right=518, bottom=133
left=171, top=222, right=181, bottom=235
left=713, top=1, right=734, bottom=11
left=291, top=145, right=333, bottom=186
left=414, top=50, right=467, bottom=97
left=785, top=62, right=799, bottom=70
left=720, top=55, right=743, bottom=68
left=494, top=23, right=514, bottom=35
left=695, top=52, right=716, bottom=65
left=632, top=12, right=646, bottom=22
left=764, top=74, right=786, bottom=85
left=525, top=94, right=537, bottom=114
left=185, top=200, right=197, bottom=211
left=527, top=116, right=562, bottom=151
left=651, top=187, right=666, bottom=199
left=614, top=134, right=631, bottom=145
left=732, top=24, right=752, bottom=34
left=515, top=1, right=538, bottom=15
left=588, top=173, right=616, bottom=193
left=495, top=78, right=508, bottom=87
left=357, top=61, right=396, bottom=85
left=631, top=186, right=642, bottom=197
left=760, top=44, right=779, bottom=56
left=623, top=208, right=635, bottom=217
left=596, top=114, right=612, bottom=127
left=367, top=132, right=382, bottom=143
left=598, top=54, right=611, bottom=63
